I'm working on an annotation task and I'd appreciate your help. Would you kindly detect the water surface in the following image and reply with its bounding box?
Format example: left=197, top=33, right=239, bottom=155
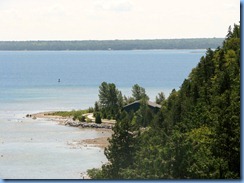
left=0, top=50, right=205, bottom=110
left=0, top=115, right=110, bottom=179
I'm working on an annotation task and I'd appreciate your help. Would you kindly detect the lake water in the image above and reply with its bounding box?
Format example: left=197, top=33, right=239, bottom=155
left=0, top=50, right=205, bottom=111
left=0, top=50, right=205, bottom=179
left=0, top=117, right=110, bottom=179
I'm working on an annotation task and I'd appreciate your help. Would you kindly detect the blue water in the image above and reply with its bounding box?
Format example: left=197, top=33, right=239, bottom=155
left=0, top=50, right=205, bottom=112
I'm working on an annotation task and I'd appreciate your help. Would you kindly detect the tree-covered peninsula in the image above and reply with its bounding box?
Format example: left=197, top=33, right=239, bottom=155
left=0, top=38, right=223, bottom=50
left=87, top=24, right=240, bottom=179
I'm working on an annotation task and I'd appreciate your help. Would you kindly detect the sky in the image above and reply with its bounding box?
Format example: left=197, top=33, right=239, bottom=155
left=0, top=0, right=240, bottom=41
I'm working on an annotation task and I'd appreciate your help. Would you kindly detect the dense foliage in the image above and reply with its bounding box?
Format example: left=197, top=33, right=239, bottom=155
left=95, top=82, right=123, bottom=120
left=88, top=24, right=240, bottom=179
left=0, top=38, right=223, bottom=50
left=131, top=84, right=149, bottom=101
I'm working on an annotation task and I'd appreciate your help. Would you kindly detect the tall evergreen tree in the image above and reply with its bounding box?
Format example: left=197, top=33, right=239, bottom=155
left=100, top=112, right=138, bottom=179
left=98, top=82, right=123, bottom=119
left=132, top=84, right=149, bottom=101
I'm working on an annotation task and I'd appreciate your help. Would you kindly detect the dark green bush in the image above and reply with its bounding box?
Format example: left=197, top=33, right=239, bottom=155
left=95, top=113, right=102, bottom=124
left=78, top=116, right=86, bottom=122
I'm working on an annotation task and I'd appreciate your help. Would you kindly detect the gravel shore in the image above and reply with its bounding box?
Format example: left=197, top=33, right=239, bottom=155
left=28, top=112, right=113, bottom=149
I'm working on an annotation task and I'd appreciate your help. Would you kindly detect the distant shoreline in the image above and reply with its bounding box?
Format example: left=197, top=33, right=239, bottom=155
left=0, top=38, right=224, bottom=51
left=0, top=48, right=209, bottom=51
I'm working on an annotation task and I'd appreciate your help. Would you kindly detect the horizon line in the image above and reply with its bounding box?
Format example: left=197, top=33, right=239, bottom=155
left=0, top=37, right=225, bottom=42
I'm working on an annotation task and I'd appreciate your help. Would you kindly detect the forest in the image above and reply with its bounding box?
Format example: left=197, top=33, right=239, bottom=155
left=87, top=24, right=240, bottom=179
left=0, top=38, right=223, bottom=50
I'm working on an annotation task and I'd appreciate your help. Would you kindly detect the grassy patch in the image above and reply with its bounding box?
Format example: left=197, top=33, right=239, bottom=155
left=49, top=109, right=88, bottom=120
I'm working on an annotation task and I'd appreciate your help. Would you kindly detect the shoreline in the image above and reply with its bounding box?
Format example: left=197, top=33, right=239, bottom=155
left=28, top=111, right=113, bottom=149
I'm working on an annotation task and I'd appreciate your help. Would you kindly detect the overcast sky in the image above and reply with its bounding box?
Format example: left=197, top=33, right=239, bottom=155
left=0, top=0, right=240, bottom=41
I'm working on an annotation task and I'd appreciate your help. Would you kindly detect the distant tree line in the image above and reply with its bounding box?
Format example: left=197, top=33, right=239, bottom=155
left=0, top=38, right=224, bottom=50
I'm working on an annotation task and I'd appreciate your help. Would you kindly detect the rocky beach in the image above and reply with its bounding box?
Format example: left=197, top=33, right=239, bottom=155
left=28, top=111, right=114, bottom=148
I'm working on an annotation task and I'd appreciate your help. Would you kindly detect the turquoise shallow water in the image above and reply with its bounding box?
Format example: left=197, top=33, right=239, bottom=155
left=0, top=113, right=110, bottom=179
left=0, top=50, right=205, bottom=179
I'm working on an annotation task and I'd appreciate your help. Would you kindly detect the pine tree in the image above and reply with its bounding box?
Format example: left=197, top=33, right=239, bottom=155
left=102, top=112, right=137, bottom=178
left=132, top=84, right=149, bottom=101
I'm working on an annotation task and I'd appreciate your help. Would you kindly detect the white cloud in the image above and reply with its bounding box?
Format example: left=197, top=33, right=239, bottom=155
left=93, top=0, right=133, bottom=12
left=224, top=2, right=239, bottom=11
left=0, top=0, right=240, bottom=40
